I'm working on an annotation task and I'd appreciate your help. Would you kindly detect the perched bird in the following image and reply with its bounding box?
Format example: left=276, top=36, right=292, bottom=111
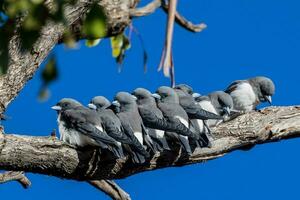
left=174, top=84, right=223, bottom=144
left=154, top=86, right=200, bottom=154
left=225, top=76, right=275, bottom=112
left=195, top=91, right=233, bottom=128
left=88, top=96, right=150, bottom=163
left=51, top=98, right=124, bottom=158
left=112, top=92, right=160, bottom=154
left=174, top=84, right=223, bottom=120
left=132, top=88, right=171, bottom=151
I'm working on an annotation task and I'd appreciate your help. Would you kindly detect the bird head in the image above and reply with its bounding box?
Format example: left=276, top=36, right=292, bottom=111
left=51, top=98, right=82, bottom=112
left=250, top=76, right=275, bottom=105
left=88, top=96, right=111, bottom=110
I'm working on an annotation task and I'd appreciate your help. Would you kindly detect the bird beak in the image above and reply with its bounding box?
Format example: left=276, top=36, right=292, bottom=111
left=151, top=93, right=161, bottom=100
left=112, top=100, right=121, bottom=107
left=131, top=95, right=137, bottom=101
left=51, top=105, right=62, bottom=111
left=223, top=107, right=231, bottom=115
left=192, top=93, right=201, bottom=98
left=88, top=103, right=97, bottom=110
left=264, top=95, right=272, bottom=104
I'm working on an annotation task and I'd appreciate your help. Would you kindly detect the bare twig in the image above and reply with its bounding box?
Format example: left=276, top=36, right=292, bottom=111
left=159, top=0, right=177, bottom=87
left=130, top=0, right=161, bottom=17
left=89, top=180, right=131, bottom=200
left=0, top=171, right=31, bottom=189
left=161, top=2, right=207, bottom=32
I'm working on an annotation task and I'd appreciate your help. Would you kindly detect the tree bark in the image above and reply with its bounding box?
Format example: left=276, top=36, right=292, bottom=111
left=0, top=106, right=299, bottom=180
left=0, top=0, right=138, bottom=113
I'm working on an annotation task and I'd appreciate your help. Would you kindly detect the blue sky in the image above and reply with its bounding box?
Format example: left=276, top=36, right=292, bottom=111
left=2, top=0, right=300, bottom=199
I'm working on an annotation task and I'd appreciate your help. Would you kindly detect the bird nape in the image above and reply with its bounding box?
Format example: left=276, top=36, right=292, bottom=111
left=51, top=76, right=275, bottom=163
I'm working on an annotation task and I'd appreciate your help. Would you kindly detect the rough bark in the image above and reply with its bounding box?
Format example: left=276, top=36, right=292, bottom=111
left=0, top=171, right=31, bottom=188
left=0, top=106, right=299, bottom=180
left=0, top=0, right=138, bottom=113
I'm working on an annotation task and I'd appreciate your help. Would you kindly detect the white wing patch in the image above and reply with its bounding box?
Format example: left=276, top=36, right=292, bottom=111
left=230, top=82, right=257, bottom=112
left=134, top=132, right=144, bottom=145
left=174, top=115, right=189, bottom=127
left=198, top=100, right=218, bottom=115
left=95, top=125, right=104, bottom=132
left=149, top=129, right=165, bottom=139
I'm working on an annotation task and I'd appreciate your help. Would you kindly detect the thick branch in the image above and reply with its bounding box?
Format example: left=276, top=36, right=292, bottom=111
left=0, top=171, right=31, bottom=188
left=0, top=0, right=137, bottom=113
left=0, top=106, right=299, bottom=180
left=88, top=180, right=131, bottom=200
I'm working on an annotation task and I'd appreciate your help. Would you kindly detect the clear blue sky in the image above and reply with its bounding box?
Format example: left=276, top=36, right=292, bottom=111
left=2, top=0, right=300, bottom=199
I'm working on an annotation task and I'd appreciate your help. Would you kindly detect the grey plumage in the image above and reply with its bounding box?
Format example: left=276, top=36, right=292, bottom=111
left=174, top=84, right=222, bottom=146
left=88, top=96, right=150, bottom=163
left=132, top=88, right=171, bottom=151
left=225, top=76, right=275, bottom=112
left=52, top=98, right=124, bottom=158
left=154, top=86, right=201, bottom=154
left=195, top=91, right=233, bottom=127
left=113, top=92, right=160, bottom=154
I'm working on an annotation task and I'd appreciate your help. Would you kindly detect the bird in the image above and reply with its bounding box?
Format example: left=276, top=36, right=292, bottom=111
left=112, top=92, right=160, bottom=154
left=132, top=88, right=171, bottom=151
left=154, top=86, right=201, bottom=154
left=51, top=98, right=124, bottom=158
left=225, top=76, right=275, bottom=112
left=174, top=84, right=223, bottom=145
left=194, top=91, right=233, bottom=128
left=88, top=96, right=150, bottom=163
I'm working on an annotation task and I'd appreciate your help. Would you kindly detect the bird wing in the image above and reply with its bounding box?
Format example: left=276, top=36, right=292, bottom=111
left=225, top=80, right=246, bottom=93
left=117, top=113, right=150, bottom=158
left=62, top=110, right=118, bottom=145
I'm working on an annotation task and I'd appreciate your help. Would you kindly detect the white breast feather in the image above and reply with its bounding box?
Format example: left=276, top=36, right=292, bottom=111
left=230, top=82, right=257, bottom=112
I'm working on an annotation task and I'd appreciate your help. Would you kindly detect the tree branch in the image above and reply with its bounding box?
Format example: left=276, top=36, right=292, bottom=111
left=0, top=0, right=137, bottom=113
left=88, top=180, right=131, bottom=200
left=161, top=2, right=207, bottom=32
left=130, top=0, right=161, bottom=17
left=0, top=106, right=299, bottom=180
left=0, top=171, right=31, bottom=189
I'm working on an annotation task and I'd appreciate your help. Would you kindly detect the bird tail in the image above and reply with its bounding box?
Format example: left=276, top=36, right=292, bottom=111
left=131, top=151, right=146, bottom=164
left=178, top=135, right=192, bottom=155
left=110, top=144, right=125, bottom=158
left=194, top=109, right=223, bottom=120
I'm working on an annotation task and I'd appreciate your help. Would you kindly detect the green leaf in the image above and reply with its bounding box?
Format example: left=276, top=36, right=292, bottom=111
left=110, top=34, right=123, bottom=58
left=82, top=4, right=107, bottom=39
left=85, top=38, right=101, bottom=47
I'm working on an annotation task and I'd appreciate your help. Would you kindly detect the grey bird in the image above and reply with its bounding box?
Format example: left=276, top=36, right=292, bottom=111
left=154, top=86, right=202, bottom=154
left=51, top=98, right=124, bottom=158
left=174, top=84, right=223, bottom=144
left=225, top=76, right=275, bottom=112
left=88, top=96, right=150, bottom=163
left=132, top=88, right=171, bottom=151
left=195, top=91, right=234, bottom=129
left=112, top=92, right=160, bottom=154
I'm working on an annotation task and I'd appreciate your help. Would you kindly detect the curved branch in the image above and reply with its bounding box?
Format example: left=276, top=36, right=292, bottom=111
left=88, top=180, right=131, bottom=200
left=0, top=106, right=299, bottom=180
left=130, top=0, right=161, bottom=17
left=0, top=171, right=31, bottom=188
left=161, top=2, right=207, bottom=32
